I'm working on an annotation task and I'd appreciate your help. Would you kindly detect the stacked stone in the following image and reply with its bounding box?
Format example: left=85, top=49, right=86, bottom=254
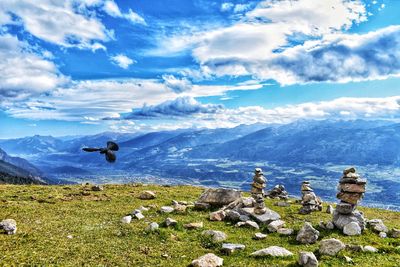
left=333, top=167, right=366, bottom=232
left=251, top=168, right=267, bottom=214
left=299, top=181, right=322, bottom=214
left=266, top=184, right=289, bottom=200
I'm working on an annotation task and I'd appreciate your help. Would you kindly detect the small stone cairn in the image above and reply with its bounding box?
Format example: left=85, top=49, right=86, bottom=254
left=299, top=181, right=322, bottom=214
left=333, top=167, right=367, bottom=233
left=266, top=184, right=289, bottom=200
left=251, top=168, right=267, bottom=214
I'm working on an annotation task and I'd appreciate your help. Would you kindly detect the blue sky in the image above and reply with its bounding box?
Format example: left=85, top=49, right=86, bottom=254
left=0, top=0, right=399, bottom=138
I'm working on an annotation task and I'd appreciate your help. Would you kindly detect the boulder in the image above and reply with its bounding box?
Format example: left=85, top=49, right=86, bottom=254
left=139, top=190, right=156, bottom=200
left=343, top=222, right=361, bottom=236
left=202, top=230, right=227, bottom=243
left=209, top=210, right=226, bottom=221
left=298, top=251, right=318, bottom=267
left=221, top=243, right=245, bottom=255
left=251, top=246, right=293, bottom=257
left=191, top=253, right=223, bottom=267
left=267, top=220, right=285, bottom=232
left=319, top=238, right=345, bottom=256
left=0, top=219, right=17, bottom=235
left=197, top=188, right=241, bottom=206
left=296, top=222, right=319, bottom=244
left=225, top=210, right=241, bottom=222
left=332, top=210, right=365, bottom=230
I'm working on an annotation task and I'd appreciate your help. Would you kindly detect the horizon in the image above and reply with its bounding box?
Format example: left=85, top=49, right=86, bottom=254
left=0, top=0, right=400, bottom=138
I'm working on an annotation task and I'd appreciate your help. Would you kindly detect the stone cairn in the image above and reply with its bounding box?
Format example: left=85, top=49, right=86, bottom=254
left=299, top=181, right=322, bottom=214
left=333, top=167, right=367, bottom=232
left=251, top=168, right=267, bottom=214
left=265, top=184, right=289, bottom=200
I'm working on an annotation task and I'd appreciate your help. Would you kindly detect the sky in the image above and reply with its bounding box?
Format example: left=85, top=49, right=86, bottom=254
left=0, top=0, right=400, bottom=138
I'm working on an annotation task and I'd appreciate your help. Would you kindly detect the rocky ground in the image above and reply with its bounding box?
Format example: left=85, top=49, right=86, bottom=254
left=1, top=184, right=400, bottom=266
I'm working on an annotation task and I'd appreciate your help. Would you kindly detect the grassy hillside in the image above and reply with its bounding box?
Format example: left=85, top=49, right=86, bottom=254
left=0, top=184, right=399, bottom=266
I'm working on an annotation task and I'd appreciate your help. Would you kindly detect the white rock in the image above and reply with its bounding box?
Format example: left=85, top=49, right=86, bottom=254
left=165, top=217, right=177, bottom=227
left=121, top=215, right=132, bottom=224
left=236, top=220, right=259, bottom=229
left=251, top=246, right=293, bottom=257
left=0, top=219, right=17, bottom=235
left=277, top=228, right=294, bottom=236
left=202, top=230, right=227, bottom=243
left=296, top=222, right=319, bottom=244
left=379, top=232, right=387, bottom=238
left=160, top=206, right=174, bottom=213
left=267, top=220, right=285, bottom=232
left=146, top=222, right=159, bottom=232
left=254, top=232, right=267, bottom=240
left=363, top=245, right=378, bottom=253
left=139, top=190, right=156, bottom=200
left=191, top=253, right=223, bottom=267
left=319, top=238, right=345, bottom=256
left=67, top=235, right=73, bottom=239
left=134, top=212, right=145, bottom=220
left=343, top=222, right=361, bottom=236
left=221, top=243, right=245, bottom=254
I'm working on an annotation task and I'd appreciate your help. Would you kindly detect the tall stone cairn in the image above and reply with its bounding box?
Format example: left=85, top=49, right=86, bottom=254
left=333, top=167, right=367, bottom=231
left=299, top=181, right=322, bottom=214
left=251, top=168, right=267, bottom=214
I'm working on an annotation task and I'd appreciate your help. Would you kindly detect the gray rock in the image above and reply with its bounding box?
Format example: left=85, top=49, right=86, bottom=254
left=368, top=219, right=388, bottom=233
left=173, top=203, right=187, bottom=213
left=191, top=253, right=223, bottom=267
left=145, top=222, right=159, bottom=232
left=221, top=243, right=245, bottom=254
left=363, top=245, right=378, bottom=253
left=242, top=197, right=255, bottom=207
left=319, top=238, right=345, bottom=256
left=277, top=228, right=294, bottom=236
left=391, top=228, right=400, bottom=238
left=164, top=217, right=177, bottom=227
left=343, top=222, right=361, bottom=236
left=275, top=201, right=290, bottom=207
left=121, top=215, right=132, bottom=224
left=296, top=222, right=319, bottom=244
left=335, top=203, right=354, bottom=214
left=209, top=210, right=226, bottom=221
left=194, top=202, right=211, bottom=210
left=326, top=205, right=334, bottom=214
left=184, top=222, right=203, bottom=229
left=139, top=190, right=156, bottom=200
left=202, top=230, right=227, bottom=243
left=0, top=219, right=17, bottom=235
left=267, top=220, right=285, bottom=232
left=251, top=246, right=293, bottom=257
left=326, top=221, right=335, bottom=230
left=225, top=210, right=241, bottom=222
left=197, top=188, right=241, bottom=206
left=160, top=206, right=174, bottom=213
left=332, top=210, right=365, bottom=230
left=298, top=251, right=318, bottom=267
left=379, top=232, right=387, bottom=238
left=254, top=232, right=267, bottom=240
left=235, top=220, right=259, bottom=229
left=346, top=244, right=363, bottom=252
left=240, top=207, right=281, bottom=224
left=239, top=215, right=250, bottom=222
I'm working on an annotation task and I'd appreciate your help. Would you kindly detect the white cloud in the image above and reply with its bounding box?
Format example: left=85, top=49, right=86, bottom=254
left=125, top=9, right=146, bottom=25
left=0, top=34, right=67, bottom=101
left=220, top=3, right=234, bottom=12
left=103, top=1, right=146, bottom=25
left=162, top=75, right=192, bottom=93
left=110, top=54, right=135, bottom=69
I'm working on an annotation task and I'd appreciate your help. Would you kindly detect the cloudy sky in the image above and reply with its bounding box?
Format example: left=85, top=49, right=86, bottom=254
left=0, top=0, right=399, bottom=138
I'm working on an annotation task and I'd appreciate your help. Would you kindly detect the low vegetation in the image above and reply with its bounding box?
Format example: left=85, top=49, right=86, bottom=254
left=1, top=184, right=399, bottom=266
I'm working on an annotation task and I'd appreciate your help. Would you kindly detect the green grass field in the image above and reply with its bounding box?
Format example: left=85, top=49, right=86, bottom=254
left=1, top=184, right=400, bottom=266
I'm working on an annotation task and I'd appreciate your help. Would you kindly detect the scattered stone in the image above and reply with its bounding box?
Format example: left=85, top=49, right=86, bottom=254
left=344, top=256, right=353, bottom=263
left=138, top=206, right=149, bottom=212
left=274, top=201, right=290, bottom=207
left=235, top=220, right=259, bottom=229
left=121, top=215, right=132, bottom=224
left=196, top=188, right=241, bottom=207
left=146, top=222, right=159, bottom=232
left=164, top=217, right=177, bottom=227
left=363, top=245, right=378, bottom=253
left=202, top=230, right=227, bottom=243
left=277, top=228, right=294, bottom=236
left=299, top=181, right=323, bottom=214
left=173, top=203, right=187, bottom=213
left=251, top=246, right=293, bottom=257
left=266, top=184, right=289, bottom=200
left=209, top=210, right=226, bottom=221
left=191, top=253, right=223, bottom=267
left=184, top=222, right=204, bottom=229
left=319, top=238, right=345, bottom=256
left=391, top=228, right=400, bottom=238
left=267, top=220, right=285, bottom=232
left=91, top=185, right=103, bottom=191
left=160, top=206, right=174, bottom=213
left=254, top=232, right=267, bottom=240
left=333, top=209, right=365, bottom=230
left=242, top=197, right=255, bottom=207
left=326, top=205, right=334, bottom=214
left=225, top=210, right=241, bottom=222
left=298, top=251, right=318, bottom=267
left=221, top=243, right=245, bottom=255
left=134, top=212, right=145, bottom=220
left=0, top=219, right=17, bottom=235
left=139, top=190, right=156, bottom=200
left=251, top=168, right=267, bottom=214
left=240, top=207, right=281, bottom=225
left=343, top=222, right=362, bottom=236
left=379, top=232, right=387, bottom=238
left=346, top=244, right=363, bottom=252
left=296, top=222, right=319, bottom=244
left=368, top=219, right=388, bottom=233
left=326, top=221, right=335, bottom=230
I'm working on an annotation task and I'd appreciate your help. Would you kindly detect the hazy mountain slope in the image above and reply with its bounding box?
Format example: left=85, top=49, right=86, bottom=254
left=0, top=160, right=45, bottom=184
left=0, top=148, right=42, bottom=176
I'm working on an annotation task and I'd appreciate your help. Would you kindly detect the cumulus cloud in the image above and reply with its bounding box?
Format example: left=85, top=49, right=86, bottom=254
left=123, top=96, right=223, bottom=119
left=103, top=0, right=146, bottom=25
left=0, top=34, right=67, bottom=100
left=110, top=54, right=135, bottom=69
left=162, top=75, right=192, bottom=93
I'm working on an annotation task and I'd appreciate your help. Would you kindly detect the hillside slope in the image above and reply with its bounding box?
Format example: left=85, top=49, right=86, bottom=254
left=1, top=184, right=399, bottom=266
left=0, top=160, right=45, bottom=185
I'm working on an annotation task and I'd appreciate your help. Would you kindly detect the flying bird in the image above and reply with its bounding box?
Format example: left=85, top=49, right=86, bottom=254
left=82, top=141, right=119, bottom=163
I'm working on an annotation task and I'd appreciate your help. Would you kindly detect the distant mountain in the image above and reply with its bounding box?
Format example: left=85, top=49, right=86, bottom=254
left=0, top=135, right=63, bottom=155
left=0, top=160, right=45, bottom=184
left=0, top=148, right=42, bottom=176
